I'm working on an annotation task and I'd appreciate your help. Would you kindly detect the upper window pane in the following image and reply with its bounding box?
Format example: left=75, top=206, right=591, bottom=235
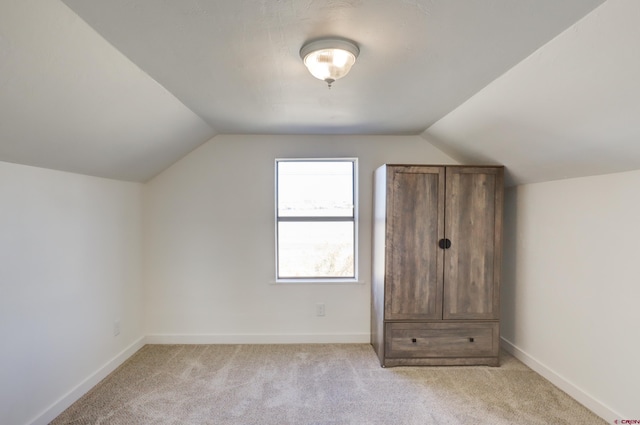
left=277, top=161, right=354, bottom=217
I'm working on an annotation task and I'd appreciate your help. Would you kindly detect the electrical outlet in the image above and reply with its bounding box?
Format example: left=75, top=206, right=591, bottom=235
left=316, top=303, right=325, bottom=317
left=113, top=320, right=121, bottom=337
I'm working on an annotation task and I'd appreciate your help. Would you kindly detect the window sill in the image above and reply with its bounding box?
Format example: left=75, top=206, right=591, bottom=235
left=271, top=279, right=365, bottom=285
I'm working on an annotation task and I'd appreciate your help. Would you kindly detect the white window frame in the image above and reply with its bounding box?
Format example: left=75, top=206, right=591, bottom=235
left=274, top=158, right=359, bottom=283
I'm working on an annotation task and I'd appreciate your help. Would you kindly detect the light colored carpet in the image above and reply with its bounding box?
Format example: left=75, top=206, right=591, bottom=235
left=51, top=344, right=606, bottom=424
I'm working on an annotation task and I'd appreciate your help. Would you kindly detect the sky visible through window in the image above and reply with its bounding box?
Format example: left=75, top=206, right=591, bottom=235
left=277, top=160, right=355, bottom=279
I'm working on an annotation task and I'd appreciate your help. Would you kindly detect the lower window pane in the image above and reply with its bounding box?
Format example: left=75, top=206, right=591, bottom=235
left=278, top=221, right=354, bottom=278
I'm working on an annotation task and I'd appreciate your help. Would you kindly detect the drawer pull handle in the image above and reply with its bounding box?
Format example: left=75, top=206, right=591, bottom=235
left=469, top=337, right=475, bottom=343
left=411, top=338, right=417, bottom=343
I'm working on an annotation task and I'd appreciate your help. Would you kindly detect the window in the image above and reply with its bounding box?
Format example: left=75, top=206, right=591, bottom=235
left=275, top=158, right=357, bottom=281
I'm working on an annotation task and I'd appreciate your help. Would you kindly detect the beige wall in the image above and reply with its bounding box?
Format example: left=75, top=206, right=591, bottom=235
left=502, top=169, right=640, bottom=420
left=9, top=133, right=639, bottom=424
left=142, top=134, right=457, bottom=342
left=0, top=161, right=144, bottom=425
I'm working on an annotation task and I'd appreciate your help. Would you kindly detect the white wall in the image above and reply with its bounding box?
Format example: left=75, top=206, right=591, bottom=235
left=143, top=134, right=456, bottom=342
left=0, top=162, right=144, bottom=425
left=501, top=169, right=640, bottom=420
left=6, top=136, right=636, bottom=423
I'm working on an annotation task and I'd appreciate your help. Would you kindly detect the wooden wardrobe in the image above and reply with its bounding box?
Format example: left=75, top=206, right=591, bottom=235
left=371, top=165, right=504, bottom=367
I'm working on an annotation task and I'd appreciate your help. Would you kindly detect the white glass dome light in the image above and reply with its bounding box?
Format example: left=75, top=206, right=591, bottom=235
left=300, top=38, right=360, bottom=88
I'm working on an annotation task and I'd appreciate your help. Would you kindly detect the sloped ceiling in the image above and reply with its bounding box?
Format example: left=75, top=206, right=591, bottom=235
left=423, top=0, right=640, bottom=186
left=57, top=0, right=604, bottom=136
left=0, top=0, right=215, bottom=182
left=3, top=0, right=630, bottom=184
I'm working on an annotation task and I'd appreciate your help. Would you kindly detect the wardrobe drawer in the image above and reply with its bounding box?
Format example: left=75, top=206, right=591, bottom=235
left=385, top=322, right=499, bottom=358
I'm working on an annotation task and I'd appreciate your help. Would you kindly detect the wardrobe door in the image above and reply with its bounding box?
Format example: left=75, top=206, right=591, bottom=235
left=443, top=167, right=503, bottom=320
left=385, top=166, right=445, bottom=321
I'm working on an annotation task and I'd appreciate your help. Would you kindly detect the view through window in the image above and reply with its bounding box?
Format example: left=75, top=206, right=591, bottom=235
left=276, top=159, right=357, bottom=280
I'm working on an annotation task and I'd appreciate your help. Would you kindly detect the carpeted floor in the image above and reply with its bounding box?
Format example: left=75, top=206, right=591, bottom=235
left=51, top=344, right=606, bottom=424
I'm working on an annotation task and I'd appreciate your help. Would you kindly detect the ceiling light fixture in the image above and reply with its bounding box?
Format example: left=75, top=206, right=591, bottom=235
left=300, top=38, right=359, bottom=89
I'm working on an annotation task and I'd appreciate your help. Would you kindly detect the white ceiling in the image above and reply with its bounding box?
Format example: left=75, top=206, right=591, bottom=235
left=57, top=0, right=604, bottom=135
left=0, top=0, right=214, bottom=182
left=5, top=0, right=637, bottom=185
left=424, top=0, right=640, bottom=185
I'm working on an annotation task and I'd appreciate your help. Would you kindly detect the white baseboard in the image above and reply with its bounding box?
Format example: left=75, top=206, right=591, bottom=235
left=500, top=337, right=621, bottom=423
left=29, top=337, right=145, bottom=425
left=145, top=333, right=370, bottom=345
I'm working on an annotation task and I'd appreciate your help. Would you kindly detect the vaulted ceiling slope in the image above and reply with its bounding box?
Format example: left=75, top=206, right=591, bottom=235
left=0, top=0, right=616, bottom=183
left=423, top=0, right=640, bottom=186
left=0, top=0, right=215, bottom=182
